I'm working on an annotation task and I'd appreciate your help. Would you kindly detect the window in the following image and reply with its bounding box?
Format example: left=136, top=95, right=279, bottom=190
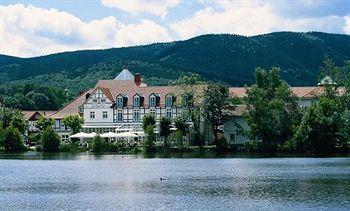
left=150, top=108, right=156, bottom=116
left=117, top=96, right=123, bottom=108
left=102, top=111, right=108, bottom=119
left=133, top=109, right=140, bottom=122
left=93, top=98, right=98, bottom=103
left=79, top=106, right=84, bottom=113
left=134, top=95, right=140, bottom=107
left=101, top=98, right=106, bottom=103
left=117, top=109, right=123, bottom=122
left=90, top=111, right=95, bottom=119
left=61, top=135, right=69, bottom=142
left=149, top=95, right=156, bottom=107
left=166, top=108, right=172, bottom=119
left=165, top=95, right=173, bottom=107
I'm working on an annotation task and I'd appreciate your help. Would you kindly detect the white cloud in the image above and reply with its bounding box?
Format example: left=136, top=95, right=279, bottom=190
left=345, top=16, right=350, bottom=34
left=170, top=1, right=350, bottom=39
left=100, top=0, right=180, bottom=17
left=0, top=4, right=173, bottom=57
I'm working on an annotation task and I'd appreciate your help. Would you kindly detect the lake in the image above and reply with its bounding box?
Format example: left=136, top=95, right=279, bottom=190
left=0, top=153, right=349, bottom=210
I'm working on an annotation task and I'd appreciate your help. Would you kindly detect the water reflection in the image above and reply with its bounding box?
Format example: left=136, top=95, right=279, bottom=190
left=0, top=155, right=349, bottom=210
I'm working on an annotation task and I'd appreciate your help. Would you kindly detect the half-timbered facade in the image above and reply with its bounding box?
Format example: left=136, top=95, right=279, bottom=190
left=80, top=69, right=182, bottom=133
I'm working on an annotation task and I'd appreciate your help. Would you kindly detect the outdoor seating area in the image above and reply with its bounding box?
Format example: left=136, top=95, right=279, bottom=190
left=69, top=129, right=145, bottom=147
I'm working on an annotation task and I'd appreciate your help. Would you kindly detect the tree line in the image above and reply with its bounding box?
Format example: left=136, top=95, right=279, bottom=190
left=1, top=57, right=349, bottom=154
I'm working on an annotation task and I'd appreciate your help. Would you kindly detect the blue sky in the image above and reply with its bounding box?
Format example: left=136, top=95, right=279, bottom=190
left=1, top=0, right=349, bottom=57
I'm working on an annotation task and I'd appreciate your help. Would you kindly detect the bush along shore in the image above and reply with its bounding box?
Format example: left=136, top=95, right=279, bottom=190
left=0, top=57, right=350, bottom=155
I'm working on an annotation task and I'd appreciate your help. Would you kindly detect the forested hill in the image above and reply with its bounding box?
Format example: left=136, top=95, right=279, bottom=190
left=1, top=32, right=350, bottom=97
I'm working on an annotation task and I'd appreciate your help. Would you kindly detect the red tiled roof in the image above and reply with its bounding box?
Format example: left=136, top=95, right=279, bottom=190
left=50, top=89, right=93, bottom=119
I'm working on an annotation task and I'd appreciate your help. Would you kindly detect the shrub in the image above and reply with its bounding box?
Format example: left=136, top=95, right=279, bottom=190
left=92, top=135, right=109, bottom=153
left=3, top=126, right=26, bottom=152
left=216, top=136, right=229, bottom=152
left=41, top=127, right=61, bottom=153
left=59, top=142, right=81, bottom=153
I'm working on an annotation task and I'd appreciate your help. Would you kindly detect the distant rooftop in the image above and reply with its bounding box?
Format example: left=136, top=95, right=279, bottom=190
left=114, top=68, right=134, bottom=80
left=318, top=75, right=336, bottom=86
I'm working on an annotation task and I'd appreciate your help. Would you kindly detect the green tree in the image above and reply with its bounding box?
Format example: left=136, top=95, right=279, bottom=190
left=244, top=67, right=301, bottom=150
left=41, top=127, right=60, bottom=153
left=35, top=116, right=55, bottom=131
left=159, top=117, right=172, bottom=148
left=62, top=114, right=84, bottom=134
left=173, top=73, right=203, bottom=146
left=3, top=126, right=26, bottom=152
left=10, top=114, right=28, bottom=134
left=142, top=114, right=156, bottom=131
left=202, top=82, right=232, bottom=148
left=174, top=116, right=189, bottom=149
left=143, top=125, right=156, bottom=152
left=0, top=108, right=25, bottom=129
left=0, top=125, right=4, bottom=149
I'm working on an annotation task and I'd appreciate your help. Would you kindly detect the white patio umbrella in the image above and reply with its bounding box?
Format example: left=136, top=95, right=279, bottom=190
left=100, top=132, right=119, bottom=138
left=86, top=132, right=97, bottom=138
left=70, top=132, right=91, bottom=138
left=119, top=132, right=138, bottom=138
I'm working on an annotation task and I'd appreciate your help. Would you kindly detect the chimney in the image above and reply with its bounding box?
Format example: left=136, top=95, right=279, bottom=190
left=134, top=73, right=142, bottom=86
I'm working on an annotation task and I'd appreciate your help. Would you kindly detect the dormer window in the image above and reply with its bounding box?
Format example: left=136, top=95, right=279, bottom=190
left=165, top=94, right=173, bottom=107
left=150, top=96, right=156, bottom=107
left=117, top=96, right=123, bottom=108
left=149, top=93, right=160, bottom=108
left=134, top=95, right=140, bottom=107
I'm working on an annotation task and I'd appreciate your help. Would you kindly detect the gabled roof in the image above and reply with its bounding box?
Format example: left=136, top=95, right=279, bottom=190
left=22, top=111, right=57, bottom=121
left=50, top=89, right=93, bottom=119
left=114, top=69, right=134, bottom=80
left=318, top=76, right=336, bottom=86
left=98, top=87, right=114, bottom=102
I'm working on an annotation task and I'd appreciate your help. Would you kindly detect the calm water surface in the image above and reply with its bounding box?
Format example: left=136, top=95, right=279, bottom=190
left=0, top=153, right=349, bottom=210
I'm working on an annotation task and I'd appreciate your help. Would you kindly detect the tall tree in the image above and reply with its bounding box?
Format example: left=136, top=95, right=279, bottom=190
left=202, top=82, right=232, bottom=147
left=173, top=74, right=203, bottom=146
left=174, top=116, right=189, bottom=149
left=244, top=67, right=301, bottom=148
left=62, top=114, right=84, bottom=134
left=159, top=117, right=172, bottom=148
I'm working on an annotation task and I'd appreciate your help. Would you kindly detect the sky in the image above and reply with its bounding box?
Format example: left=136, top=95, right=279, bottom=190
left=1, top=0, right=350, bottom=58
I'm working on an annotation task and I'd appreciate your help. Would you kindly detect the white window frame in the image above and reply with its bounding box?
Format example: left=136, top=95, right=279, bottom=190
left=90, top=111, right=95, bottom=119
left=117, top=109, right=123, bottom=122
left=149, top=95, right=156, bottom=107
left=134, top=96, right=140, bottom=107
left=166, top=108, right=172, bottom=119
left=117, top=96, right=124, bottom=108
left=165, top=95, right=172, bottom=107
left=102, top=111, right=108, bottom=119
left=133, top=109, right=140, bottom=122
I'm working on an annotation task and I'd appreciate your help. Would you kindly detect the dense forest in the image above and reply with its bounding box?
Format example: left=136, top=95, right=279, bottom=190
left=0, top=84, right=67, bottom=110
left=0, top=31, right=349, bottom=110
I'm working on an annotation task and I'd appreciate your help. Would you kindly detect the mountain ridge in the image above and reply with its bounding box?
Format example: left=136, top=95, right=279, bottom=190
left=1, top=31, right=349, bottom=96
